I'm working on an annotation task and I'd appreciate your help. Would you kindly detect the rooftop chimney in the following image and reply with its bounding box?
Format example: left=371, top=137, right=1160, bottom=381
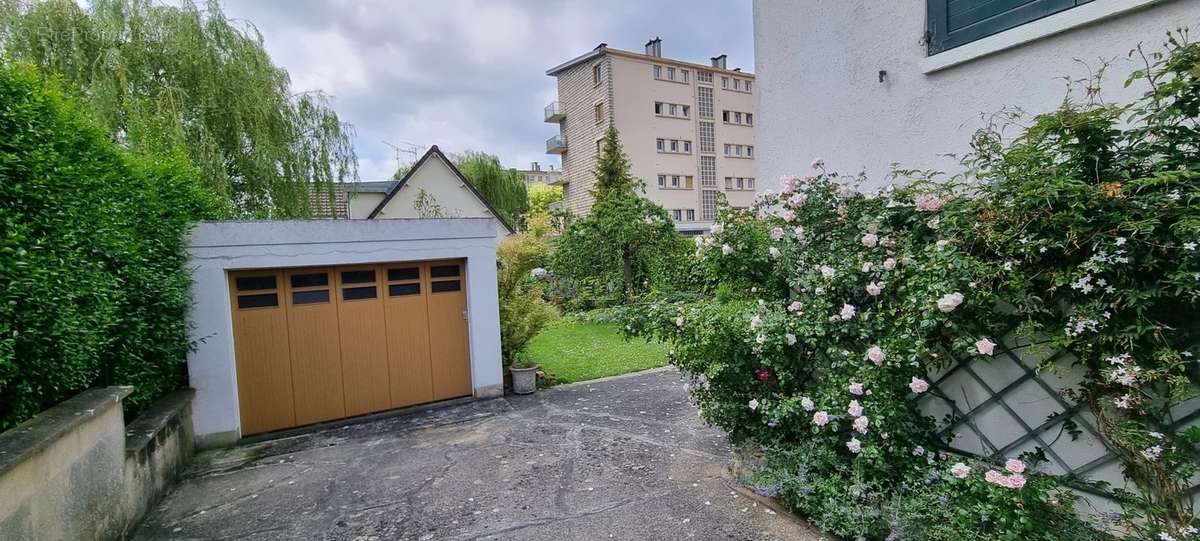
left=645, top=37, right=662, bottom=58
left=531, top=161, right=541, bottom=171
left=711, top=54, right=727, bottom=70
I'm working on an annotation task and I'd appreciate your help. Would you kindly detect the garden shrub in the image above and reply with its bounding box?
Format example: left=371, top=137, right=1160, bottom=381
left=0, top=62, right=223, bottom=429
left=497, top=232, right=558, bottom=367
left=620, top=35, right=1200, bottom=540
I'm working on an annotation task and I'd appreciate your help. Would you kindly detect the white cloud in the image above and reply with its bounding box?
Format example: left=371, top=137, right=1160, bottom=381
left=219, top=0, right=753, bottom=176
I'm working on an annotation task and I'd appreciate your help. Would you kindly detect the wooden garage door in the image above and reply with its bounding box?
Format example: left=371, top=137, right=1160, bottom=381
left=228, top=260, right=472, bottom=436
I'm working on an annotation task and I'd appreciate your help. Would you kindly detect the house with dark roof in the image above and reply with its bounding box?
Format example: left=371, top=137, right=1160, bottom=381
left=342, top=145, right=516, bottom=240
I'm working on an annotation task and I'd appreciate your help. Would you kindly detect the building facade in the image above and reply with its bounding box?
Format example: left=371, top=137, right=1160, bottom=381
left=545, top=39, right=758, bottom=232
left=518, top=162, right=562, bottom=186
left=752, top=0, right=1194, bottom=190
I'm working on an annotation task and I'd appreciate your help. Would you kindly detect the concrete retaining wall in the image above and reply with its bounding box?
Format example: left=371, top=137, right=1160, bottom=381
left=0, top=387, right=195, bottom=541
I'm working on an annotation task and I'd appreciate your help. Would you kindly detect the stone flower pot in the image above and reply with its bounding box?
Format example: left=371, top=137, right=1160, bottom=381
left=509, top=365, right=538, bottom=395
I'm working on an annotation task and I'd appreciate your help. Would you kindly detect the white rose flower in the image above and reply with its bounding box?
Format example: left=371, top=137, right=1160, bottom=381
left=936, top=292, right=964, bottom=313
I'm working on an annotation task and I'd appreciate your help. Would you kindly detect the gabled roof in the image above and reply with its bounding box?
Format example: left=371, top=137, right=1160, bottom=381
left=366, top=145, right=516, bottom=234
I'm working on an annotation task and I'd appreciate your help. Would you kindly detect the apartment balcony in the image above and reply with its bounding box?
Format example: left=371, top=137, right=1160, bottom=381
left=546, top=134, right=567, bottom=154
left=544, top=101, right=565, bottom=122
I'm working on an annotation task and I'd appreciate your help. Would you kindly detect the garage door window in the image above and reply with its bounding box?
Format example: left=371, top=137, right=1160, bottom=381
left=430, top=263, right=462, bottom=293
left=386, top=265, right=422, bottom=296
left=289, top=271, right=331, bottom=305
left=235, top=274, right=279, bottom=309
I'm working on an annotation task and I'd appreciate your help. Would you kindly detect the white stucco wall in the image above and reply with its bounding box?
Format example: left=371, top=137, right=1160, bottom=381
left=370, top=152, right=510, bottom=242
left=186, top=219, right=503, bottom=448
left=346, top=191, right=385, bottom=221
left=753, top=0, right=1198, bottom=190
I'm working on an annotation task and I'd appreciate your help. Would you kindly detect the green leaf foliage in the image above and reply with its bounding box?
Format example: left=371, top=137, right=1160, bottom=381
left=0, top=0, right=357, bottom=217
left=0, top=61, right=221, bottom=429
left=452, top=150, right=529, bottom=226
left=618, top=32, right=1200, bottom=541
left=497, top=233, right=557, bottom=367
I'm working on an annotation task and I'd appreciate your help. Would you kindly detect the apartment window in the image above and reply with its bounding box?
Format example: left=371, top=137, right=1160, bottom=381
left=745, top=81, right=753, bottom=93
left=681, top=69, right=689, bottom=83
left=594, top=102, right=604, bottom=123
left=682, top=105, right=690, bottom=117
left=654, top=102, right=663, bottom=115
left=698, top=70, right=713, bottom=84
left=658, top=174, right=666, bottom=187
left=700, top=156, right=716, bottom=188
left=682, top=141, right=691, bottom=153
left=725, top=177, right=733, bottom=190
left=653, top=65, right=661, bottom=78
left=669, top=103, right=677, bottom=116
left=592, top=63, right=602, bottom=84
left=659, top=138, right=691, bottom=154
left=657, top=101, right=690, bottom=119
left=733, top=79, right=741, bottom=91
left=746, top=178, right=755, bottom=190
left=656, top=138, right=664, bottom=151
left=721, top=76, right=729, bottom=89
left=702, top=189, right=718, bottom=221
left=686, top=209, right=695, bottom=221
left=670, top=140, right=678, bottom=152
left=746, top=113, right=753, bottom=126
left=699, top=122, right=715, bottom=153
left=724, top=143, right=732, bottom=155
left=747, top=146, right=754, bottom=158
left=722, top=110, right=729, bottom=122
left=672, top=209, right=682, bottom=221
left=697, top=87, right=713, bottom=119
left=926, top=0, right=1090, bottom=55
left=667, top=66, right=675, bottom=80
left=724, top=110, right=753, bottom=126
left=671, top=175, right=680, bottom=188
left=734, top=112, right=742, bottom=124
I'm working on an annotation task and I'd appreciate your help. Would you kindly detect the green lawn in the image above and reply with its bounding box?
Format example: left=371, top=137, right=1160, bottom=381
left=524, top=318, right=670, bottom=384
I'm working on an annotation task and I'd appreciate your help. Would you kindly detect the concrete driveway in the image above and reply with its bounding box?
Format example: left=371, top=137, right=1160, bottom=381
left=132, top=368, right=822, bottom=540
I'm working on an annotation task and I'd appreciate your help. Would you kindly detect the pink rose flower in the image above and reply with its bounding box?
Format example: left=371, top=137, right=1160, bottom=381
left=976, top=338, right=996, bottom=356
left=812, top=411, right=830, bottom=426
left=840, top=304, right=856, bottom=320
left=916, top=195, right=944, bottom=212
left=853, top=416, right=869, bottom=434
left=909, top=377, right=929, bottom=394
left=861, top=233, right=879, bottom=248
left=800, top=397, right=815, bottom=411
left=936, top=292, right=964, bottom=313
left=1005, top=458, right=1026, bottom=474
left=867, top=346, right=886, bottom=366
left=866, top=282, right=883, bottom=296
left=883, top=258, right=896, bottom=270
left=770, top=227, right=784, bottom=240
left=950, top=463, right=971, bottom=479
left=770, top=247, right=782, bottom=260
left=847, top=400, right=863, bottom=417
left=788, top=301, right=803, bottom=313
left=848, top=381, right=864, bottom=395
left=786, top=333, right=797, bottom=346
left=846, top=437, right=862, bottom=453
left=722, top=244, right=733, bottom=256
left=984, top=469, right=1008, bottom=487
left=1007, top=473, right=1026, bottom=489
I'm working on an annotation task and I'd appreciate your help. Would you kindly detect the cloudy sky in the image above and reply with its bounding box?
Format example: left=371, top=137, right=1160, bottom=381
left=220, top=0, right=754, bottom=180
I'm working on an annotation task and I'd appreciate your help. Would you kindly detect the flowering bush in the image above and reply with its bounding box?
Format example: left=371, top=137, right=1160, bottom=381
left=621, top=35, right=1200, bottom=540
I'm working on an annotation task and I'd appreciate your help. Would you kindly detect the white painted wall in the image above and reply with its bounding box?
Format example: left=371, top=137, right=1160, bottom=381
left=753, top=0, right=1198, bottom=190
left=186, top=219, right=503, bottom=448
left=368, top=152, right=510, bottom=242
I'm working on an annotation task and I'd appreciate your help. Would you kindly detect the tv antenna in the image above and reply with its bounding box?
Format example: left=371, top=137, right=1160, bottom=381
left=382, top=140, right=424, bottom=170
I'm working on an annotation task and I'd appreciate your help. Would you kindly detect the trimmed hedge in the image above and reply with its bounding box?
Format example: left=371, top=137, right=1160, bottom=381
left=0, top=62, right=223, bottom=429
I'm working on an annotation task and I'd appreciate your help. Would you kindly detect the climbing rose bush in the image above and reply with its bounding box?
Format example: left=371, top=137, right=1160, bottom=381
left=621, top=35, right=1200, bottom=540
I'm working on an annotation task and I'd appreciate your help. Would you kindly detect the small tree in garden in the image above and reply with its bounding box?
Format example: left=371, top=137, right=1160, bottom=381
left=620, top=34, right=1200, bottom=541
left=590, top=125, right=640, bottom=199
left=497, top=233, right=558, bottom=368
left=552, top=125, right=685, bottom=303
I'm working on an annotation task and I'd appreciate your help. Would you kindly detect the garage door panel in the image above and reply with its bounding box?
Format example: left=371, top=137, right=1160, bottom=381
left=336, top=266, right=392, bottom=416
left=229, top=270, right=296, bottom=435
left=284, top=268, right=347, bottom=426
left=384, top=264, right=434, bottom=408
left=427, top=261, right=472, bottom=401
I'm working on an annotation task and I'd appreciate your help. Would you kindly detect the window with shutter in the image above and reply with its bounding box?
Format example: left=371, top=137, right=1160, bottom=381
left=927, top=0, right=1086, bottom=55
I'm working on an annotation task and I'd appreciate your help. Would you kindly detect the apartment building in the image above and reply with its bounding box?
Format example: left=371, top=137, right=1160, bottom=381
left=544, top=38, right=757, bottom=232
left=518, top=162, right=562, bottom=186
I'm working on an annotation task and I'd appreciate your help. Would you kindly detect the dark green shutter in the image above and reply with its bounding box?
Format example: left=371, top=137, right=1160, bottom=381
left=927, top=0, right=1094, bottom=55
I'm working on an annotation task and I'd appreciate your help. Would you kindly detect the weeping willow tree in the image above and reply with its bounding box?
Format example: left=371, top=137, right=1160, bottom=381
left=450, top=151, right=528, bottom=225
left=0, top=0, right=357, bottom=217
